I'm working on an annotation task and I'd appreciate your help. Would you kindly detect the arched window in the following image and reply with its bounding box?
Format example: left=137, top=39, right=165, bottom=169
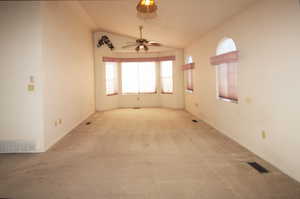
left=187, top=56, right=193, bottom=64
left=216, top=38, right=237, bottom=55
left=215, top=38, right=238, bottom=102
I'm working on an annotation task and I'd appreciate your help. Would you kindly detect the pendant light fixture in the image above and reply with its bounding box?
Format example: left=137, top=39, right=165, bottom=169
left=136, top=0, right=157, bottom=14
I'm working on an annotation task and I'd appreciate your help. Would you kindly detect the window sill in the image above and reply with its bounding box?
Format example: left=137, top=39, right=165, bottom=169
left=121, top=92, right=158, bottom=95
left=218, top=97, right=238, bottom=104
left=106, top=93, right=118, bottom=96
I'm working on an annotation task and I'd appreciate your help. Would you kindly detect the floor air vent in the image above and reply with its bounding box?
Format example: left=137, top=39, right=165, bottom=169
left=86, top=122, right=91, bottom=125
left=133, top=107, right=141, bottom=109
left=192, top=120, right=198, bottom=123
left=247, top=162, right=269, bottom=174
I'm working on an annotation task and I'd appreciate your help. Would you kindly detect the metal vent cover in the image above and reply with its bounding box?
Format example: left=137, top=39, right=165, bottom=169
left=247, top=162, right=269, bottom=174
left=0, top=140, right=36, bottom=153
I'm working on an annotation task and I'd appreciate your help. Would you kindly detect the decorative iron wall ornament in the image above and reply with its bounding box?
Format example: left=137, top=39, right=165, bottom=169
left=97, top=35, right=114, bottom=50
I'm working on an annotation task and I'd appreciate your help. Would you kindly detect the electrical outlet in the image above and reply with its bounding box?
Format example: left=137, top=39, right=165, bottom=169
left=54, top=120, right=58, bottom=127
left=58, top=119, right=62, bottom=125
left=245, top=97, right=252, bottom=104
left=261, top=130, right=266, bottom=139
left=195, top=103, right=199, bottom=107
left=137, top=97, right=140, bottom=101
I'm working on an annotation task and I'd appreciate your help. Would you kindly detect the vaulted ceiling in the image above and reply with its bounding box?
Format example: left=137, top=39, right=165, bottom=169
left=79, top=0, right=258, bottom=48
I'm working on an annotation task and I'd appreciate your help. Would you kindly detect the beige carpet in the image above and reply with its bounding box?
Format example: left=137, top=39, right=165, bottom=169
left=0, top=108, right=300, bottom=199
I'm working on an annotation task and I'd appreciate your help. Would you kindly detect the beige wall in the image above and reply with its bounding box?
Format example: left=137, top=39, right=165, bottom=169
left=0, top=1, right=96, bottom=152
left=184, top=0, right=300, bottom=181
left=0, top=1, right=44, bottom=152
left=41, top=1, right=96, bottom=150
left=94, top=32, right=184, bottom=111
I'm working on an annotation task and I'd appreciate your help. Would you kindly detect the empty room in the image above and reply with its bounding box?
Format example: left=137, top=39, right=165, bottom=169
left=1, top=0, right=300, bottom=198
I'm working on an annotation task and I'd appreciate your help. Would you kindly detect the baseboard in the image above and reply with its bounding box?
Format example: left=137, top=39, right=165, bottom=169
left=96, top=106, right=185, bottom=112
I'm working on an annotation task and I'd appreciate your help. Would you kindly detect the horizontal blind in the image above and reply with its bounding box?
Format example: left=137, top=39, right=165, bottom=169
left=161, top=61, right=173, bottom=93
left=217, top=62, right=237, bottom=101
left=105, top=62, right=118, bottom=95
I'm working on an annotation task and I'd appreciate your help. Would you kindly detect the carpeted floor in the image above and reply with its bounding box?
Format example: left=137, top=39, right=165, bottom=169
left=0, top=108, right=300, bottom=199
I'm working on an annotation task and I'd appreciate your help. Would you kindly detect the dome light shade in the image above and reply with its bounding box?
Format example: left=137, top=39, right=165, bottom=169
left=136, top=0, right=157, bottom=14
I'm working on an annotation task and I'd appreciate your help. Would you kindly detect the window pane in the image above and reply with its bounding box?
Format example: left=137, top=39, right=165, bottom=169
left=227, top=62, right=238, bottom=100
left=187, top=69, right=193, bottom=91
left=218, top=63, right=228, bottom=98
left=187, top=56, right=193, bottom=64
left=121, top=62, right=139, bottom=93
left=105, top=62, right=118, bottom=95
left=161, top=61, right=173, bottom=93
left=138, top=62, right=156, bottom=93
left=121, top=62, right=156, bottom=94
left=216, top=38, right=237, bottom=55
left=217, top=63, right=238, bottom=101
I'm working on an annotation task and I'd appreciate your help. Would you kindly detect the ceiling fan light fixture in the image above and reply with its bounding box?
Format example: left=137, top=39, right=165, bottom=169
left=136, top=0, right=157, bottom=14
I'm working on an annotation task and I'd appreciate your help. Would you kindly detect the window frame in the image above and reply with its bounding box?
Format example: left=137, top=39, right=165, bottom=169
left=186, top=56, right=194, bottom=93
left=160, top=60, right=173, bottom=94
left=105, top=62, right=118, bottom=96
left=216, top=38, right=238, bottom=103
left=121, top=62, right=157, bottom=95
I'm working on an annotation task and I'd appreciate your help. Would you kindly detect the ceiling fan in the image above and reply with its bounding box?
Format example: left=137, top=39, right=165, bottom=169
left=122, top=26, right=162, bottom=52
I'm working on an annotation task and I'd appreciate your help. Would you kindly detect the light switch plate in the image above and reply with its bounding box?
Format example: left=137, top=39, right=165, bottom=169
left=29, top=76, right=35, bottom=83
left=28, top=84, right=35, bottom=92
left=245, top=97, right=252, bottom=104
left=262, top=131, right=266, bottom=139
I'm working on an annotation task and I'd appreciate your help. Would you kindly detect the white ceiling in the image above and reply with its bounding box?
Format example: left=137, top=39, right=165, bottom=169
left=80, top=0, right=258, bottom=48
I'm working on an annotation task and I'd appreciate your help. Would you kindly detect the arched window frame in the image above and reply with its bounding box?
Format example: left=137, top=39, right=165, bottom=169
left=187, top=56, right=193, bottom=64
left=216, top=37, right=237, bottom=56
left=214, top=37, right=239, bottom=103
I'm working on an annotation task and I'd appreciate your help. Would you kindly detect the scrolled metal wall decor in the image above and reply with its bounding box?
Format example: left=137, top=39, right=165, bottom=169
left=97, top=35, right=114, bottom=50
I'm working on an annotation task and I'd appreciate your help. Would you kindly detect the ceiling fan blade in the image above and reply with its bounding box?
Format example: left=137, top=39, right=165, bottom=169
left=148, top=41, right=162, bottom=46
left=122, top=44, right=138, bottom=49
left=135, top=45, right=140, bottom=52
left=144, top=45, right=149, bottom=51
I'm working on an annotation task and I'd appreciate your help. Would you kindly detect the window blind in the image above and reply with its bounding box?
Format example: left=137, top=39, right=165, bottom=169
left=160, top=61, right=173, bottom=93
left=217, top=62, right=238, bottom=101
left=105, top=62, right=118, bottom=96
